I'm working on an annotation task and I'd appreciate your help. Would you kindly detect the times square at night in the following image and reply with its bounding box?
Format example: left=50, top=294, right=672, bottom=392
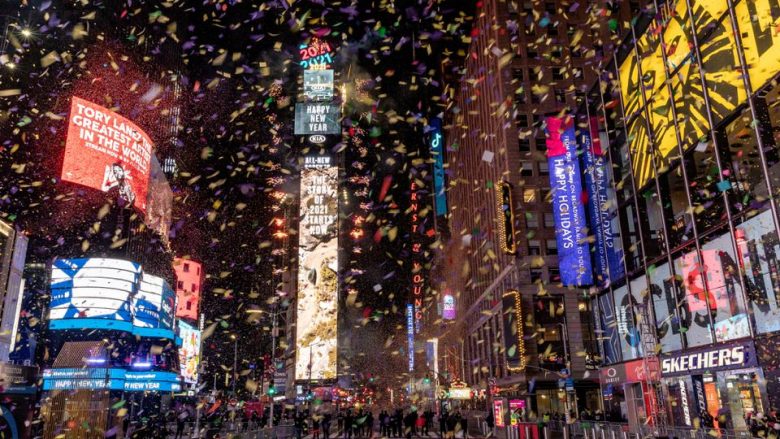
left=4, top=0, right=780, bottom=438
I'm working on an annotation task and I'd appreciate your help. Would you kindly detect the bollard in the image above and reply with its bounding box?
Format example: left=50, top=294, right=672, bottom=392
left=563, top=424, right=569, bottom=439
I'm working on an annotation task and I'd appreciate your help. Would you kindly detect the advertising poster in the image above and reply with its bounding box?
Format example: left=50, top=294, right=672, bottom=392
left=303, top=70, right=334, bottom=101
left=580, top=118, right=624, bottom=286
left=178, top=320, right=201, bottom=384
left=62, top=97, right=154, bottom=214
left=295, top=157, right=338, bottom=381
left=493, top=400, right=506, bottom=428
left=545, top=116, right=592, bottom=287
left=597, top=292, right=621, bottom=364
left=294, top=103, right=341, bottom=135
left=429, top=117, right=447, bottom=216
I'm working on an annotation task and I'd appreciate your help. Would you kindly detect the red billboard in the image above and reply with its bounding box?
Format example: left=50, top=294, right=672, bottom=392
left=173, top=258, right=202, bottom=321
left=61, top=96, right=153, bottom=213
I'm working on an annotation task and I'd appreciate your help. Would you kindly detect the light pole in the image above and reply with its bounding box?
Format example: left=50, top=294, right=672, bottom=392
left=231, top=334, right=238, bottom=395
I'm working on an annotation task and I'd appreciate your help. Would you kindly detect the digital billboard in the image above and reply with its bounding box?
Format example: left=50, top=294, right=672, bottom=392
left=294, top=103, right=341, bottom=135
left=134, top=274, right=175, bottom=331
left=295, top=156, right=338, bottom=381
left=299, top=38, right=334, bottom=70
left=442, top=294, right=456, bottom=320
left=304, top=70, right=334, bottom=101
left=178, top=320, right=201, bottom=384
left=62, top=97, right=153, bottom=213
left=50, top=258, right=140, bottom=325
left=545, top=116, right=592, bottom=287
left=49, top=258, right=175, bottom=338
left=429, top=117, right=447, bottom=216
left=407, top=304, right=415, bottom=372
left=173, top=258, right=202, bottom=321
left=42, top=368, right=181, bottom=392
left=736, top=0, right=780, bottom=93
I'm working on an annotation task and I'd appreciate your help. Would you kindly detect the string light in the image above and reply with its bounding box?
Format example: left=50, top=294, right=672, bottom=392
left=503, top=290, right=526, bottom=372
left=495, top=181, right=517, bottom=255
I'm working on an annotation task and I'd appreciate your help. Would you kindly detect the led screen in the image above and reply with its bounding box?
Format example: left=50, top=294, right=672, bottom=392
left=50, top=258, right=140, bottom=324
left=42, top=368, right=181, bottom=392
left=294, top=103, right=341, bottom=135
left=62, top=97, right=153, bottom=213
left=304, top=70, right=334, bottom=101
left=134, top=274, right=175, bottom=330
left=295, top=157, right=338, bottom=381
left=178, top=320, right=201, bottom=384
left=49, top=258, right=175, bottom=338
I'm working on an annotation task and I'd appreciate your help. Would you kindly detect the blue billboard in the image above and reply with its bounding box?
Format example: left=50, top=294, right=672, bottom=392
left=429, top=117, right=447, bottom=216
left=42, top=368, right=181, bottom=392
left=407, top=304, right=414, bottom=372
left=579, top=118, right=625, bottom=286
left=545, top=116, right=592, bottom=287
left=49, top=258, right=176, bottom=339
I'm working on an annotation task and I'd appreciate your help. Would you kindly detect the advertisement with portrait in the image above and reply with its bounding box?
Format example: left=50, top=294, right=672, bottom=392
left=545, top=115, right=592, bottom=287
left=62, top=97, right=153, bottom=214
left=178, top=320, right=201, bottom=384
left=295, top=156, right=338, bottom=381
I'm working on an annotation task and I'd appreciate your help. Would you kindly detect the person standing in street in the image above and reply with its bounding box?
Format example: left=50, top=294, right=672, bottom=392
left=323, top=412, right=332, bottom=439
left=439, top=411, right=448, bottom=438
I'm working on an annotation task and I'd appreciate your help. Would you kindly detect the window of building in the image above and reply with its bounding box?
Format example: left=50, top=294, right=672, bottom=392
left=521, top=162, right=533, bottom=176
left=186, top=301, right=192, bottom=310
left=516, top=90, right=527, bottom=104
left=547, top=26, right=558, bottom=37
left=526, top=212, right=539, bottom=228
left=546, top=239, right=558, bottom=255
left=183, top=263, right=190, bottom=273
left=538, top=161, right=549, bottom=175
left=523, top=189, right=538, bottom=204
left=543, top=213, right=555, bottom=228
left=522, top=1, right=533, bottom=14
left=530, top=268, right=543, bottom=283
left=552, top=67, right=563, bottom=81
left=535, top=136, right=547, bottom=152
left=519, top=138, right=531, bottom=152
left=531, top=91, right=540, bottom=103
left=528, top=240, right=541, bottom=255
left=551, top=47, right=562, bottom=58
left=534, top=296, right=565, bottom=368
left=567, top=24, right=576, bottom=38
left=514, top=68, right=524, bottom=82
left=554, top=89, right=566, bottom=104
left=549, top=267, right=560, bottom=282
left=517, top=114, right=529, bottom=128
left=639, top=187, right=668, bottom=262
left=541, top=187, right=552, bottom=203
left=177, top=281, right=184, bottom=289
left=663, top=164, right=693, bottom=250
left=545, top=2, right=556, bottom=14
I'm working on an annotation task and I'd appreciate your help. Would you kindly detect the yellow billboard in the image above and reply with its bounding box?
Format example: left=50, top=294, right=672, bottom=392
left=736, top=0, right=780, bottom=92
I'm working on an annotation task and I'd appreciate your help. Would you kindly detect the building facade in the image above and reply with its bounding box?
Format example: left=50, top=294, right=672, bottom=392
left=584, top=0, right=780, bottom=432
left=430, top=0, right=643, bottom=421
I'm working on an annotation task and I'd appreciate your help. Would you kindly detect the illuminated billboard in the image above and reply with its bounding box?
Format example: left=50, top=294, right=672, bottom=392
left=619, top=0, right=755, bottom=190
left=178, top=320, right=201, bottom=384
left=49, top=258, right=175, bottom=339
left=429, top=117, right=447, bottom=216
left=295, top=156, right=338, bottom=381
left=134, top=274, right=175, bottom=331
left=442, top=294, right=456, bottom=320
left=173, top=258, right=202, bottom=321
left=294, top=103, right=341, bottom=135
left=62, top=97, right=153, bottom=213
left=304, top=70, right=334, bottom=101
left=299, top=38, right=334, bottom=70
left=42, top=368, right=181, bottom=392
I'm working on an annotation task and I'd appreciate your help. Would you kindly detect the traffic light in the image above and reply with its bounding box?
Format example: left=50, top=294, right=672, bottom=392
left=268, top=385, right=276, bottom=396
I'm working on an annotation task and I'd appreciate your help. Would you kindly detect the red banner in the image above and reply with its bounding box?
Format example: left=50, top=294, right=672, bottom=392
left=61, top=97, right=153, bottom=214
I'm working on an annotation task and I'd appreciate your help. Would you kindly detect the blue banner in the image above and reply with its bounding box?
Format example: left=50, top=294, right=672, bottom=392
left=546, top=116, right=593, bottom=287
left=579, top=119, right=625, bottom=286
left=42, top=368, right=181, bottom=392
left=429, top=118, right=447, bottom=216
left=597, top=293, right=621, bottom=364
left=407, top=304, right=414, bottom=372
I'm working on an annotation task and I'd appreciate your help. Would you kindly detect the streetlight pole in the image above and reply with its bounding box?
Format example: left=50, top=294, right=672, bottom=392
left=269, top=304, right=278, bottom=427
left=232, top=334, right=238, bottom=395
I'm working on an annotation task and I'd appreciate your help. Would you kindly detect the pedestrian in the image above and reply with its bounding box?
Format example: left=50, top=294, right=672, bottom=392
left=395, top=409, right=403, bottom=437
left=313, top=415, right=322, bottom=439
left=404, top=409, right=416, bottom=439
left=345, top=410, right=355, bottom=439
left=439, top=411, right=448, bottom=438
left=485, top=409, right=494, bottom=434
left=323, top=412, right=332, bottom=439
left=295, top=412, right=305, bottom=439
left=367, top=411, right=375, bottom=438
left=460, top=414, right=468, bottom=439
left=379, top=410, right=387, bottom=437
left=174, top=406, right=188, bottom=439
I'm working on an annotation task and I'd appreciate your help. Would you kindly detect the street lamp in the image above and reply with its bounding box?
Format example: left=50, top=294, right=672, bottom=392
left=230, top=334, right=238, bottom=395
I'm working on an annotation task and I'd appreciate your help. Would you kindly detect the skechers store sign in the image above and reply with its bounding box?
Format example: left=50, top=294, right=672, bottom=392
left=661, top=342, right=756, bottom=377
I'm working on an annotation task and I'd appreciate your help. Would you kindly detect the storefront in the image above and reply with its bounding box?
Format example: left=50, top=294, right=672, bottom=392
left=660, top=340, right=763, bottom=430
left=598, top=359, right=649, bottom=427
